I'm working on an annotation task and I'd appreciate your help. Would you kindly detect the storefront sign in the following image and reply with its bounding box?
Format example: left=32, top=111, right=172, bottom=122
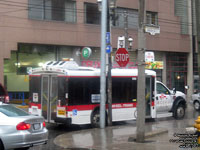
left=145, top=61, right=163, bottom=69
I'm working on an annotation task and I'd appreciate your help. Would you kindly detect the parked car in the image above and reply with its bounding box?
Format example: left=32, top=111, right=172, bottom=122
left=0, top=83, right=9, bottom=103
left=191, top=92, right=200, bottom=110
left=0, top=102, right=48, bottom=150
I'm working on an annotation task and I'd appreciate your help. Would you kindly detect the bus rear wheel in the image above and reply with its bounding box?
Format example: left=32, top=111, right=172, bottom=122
left=91, top=110, right=100, bottom=128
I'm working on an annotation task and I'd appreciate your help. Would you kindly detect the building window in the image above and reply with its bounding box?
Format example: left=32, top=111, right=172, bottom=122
left=84, top=3, right=101, bottom=24
left=114, top=8, right=158, bottom=28
left=28, top=0, right=76, bottom=23
left=146, top=11, right=158, bottom=26
left=115, top=8, right=138, bottom=29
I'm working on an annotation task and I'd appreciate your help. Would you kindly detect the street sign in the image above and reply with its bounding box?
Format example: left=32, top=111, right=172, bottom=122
left=106, top=45, right=112, bottom=53
left=106, top=32, right=110, bottom=44
left=82, top=47, right=92, bottom=59
left=115, top=48, right=129, bottom=67
left=145, top=51, right=154, bottom=62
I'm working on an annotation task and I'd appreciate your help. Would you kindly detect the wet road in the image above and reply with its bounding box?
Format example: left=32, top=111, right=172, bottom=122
left=29, top=104, right=200, bottom=150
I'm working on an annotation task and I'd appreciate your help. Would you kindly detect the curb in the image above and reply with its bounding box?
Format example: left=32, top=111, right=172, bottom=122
left=128, top=128, right=168, bottom=142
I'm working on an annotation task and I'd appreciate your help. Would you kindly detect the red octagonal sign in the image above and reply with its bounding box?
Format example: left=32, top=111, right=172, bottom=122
left=115, top=48, right=129, bottom=67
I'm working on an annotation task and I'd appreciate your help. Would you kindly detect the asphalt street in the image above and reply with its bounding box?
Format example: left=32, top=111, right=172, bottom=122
left=25, top=104, right=200, bottom=150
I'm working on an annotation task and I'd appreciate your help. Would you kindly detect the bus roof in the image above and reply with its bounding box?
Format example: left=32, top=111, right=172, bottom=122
left=30, top=61, right=156, bottom=77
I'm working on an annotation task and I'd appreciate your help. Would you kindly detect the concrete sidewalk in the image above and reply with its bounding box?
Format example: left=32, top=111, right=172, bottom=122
left=54, top=117, right=197, bottom=150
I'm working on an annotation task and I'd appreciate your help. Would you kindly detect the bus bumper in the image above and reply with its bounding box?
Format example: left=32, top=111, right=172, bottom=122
left=54, top=117, right=72, bottom=124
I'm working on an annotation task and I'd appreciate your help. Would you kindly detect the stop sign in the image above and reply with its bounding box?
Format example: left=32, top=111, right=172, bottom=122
left=115, top=48, right=129, bottom=67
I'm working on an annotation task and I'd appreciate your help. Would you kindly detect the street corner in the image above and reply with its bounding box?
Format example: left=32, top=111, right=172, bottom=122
left=128, top=128, right=168, bottom=142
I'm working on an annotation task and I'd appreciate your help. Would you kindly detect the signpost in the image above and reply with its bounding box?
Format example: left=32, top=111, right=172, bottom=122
left=115, top=48, right=129, bottom=67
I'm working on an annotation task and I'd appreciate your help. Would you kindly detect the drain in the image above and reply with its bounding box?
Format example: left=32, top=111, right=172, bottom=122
left=129, top=139, right=156, bottom=143
left=67, top=148, right=95, bottom=150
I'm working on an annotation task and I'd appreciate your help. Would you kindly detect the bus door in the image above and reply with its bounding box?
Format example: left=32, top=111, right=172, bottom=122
left=145, top=77, right=152, bottom=117
left=41, top=74, right=58, bottom=123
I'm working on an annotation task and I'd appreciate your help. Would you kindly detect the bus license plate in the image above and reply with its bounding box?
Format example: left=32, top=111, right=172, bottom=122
left=33, top=123, right=41, bottom=130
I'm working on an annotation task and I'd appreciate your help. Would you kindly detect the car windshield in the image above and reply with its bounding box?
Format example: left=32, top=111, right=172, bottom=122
left=0, top=105, right=29, bottom=117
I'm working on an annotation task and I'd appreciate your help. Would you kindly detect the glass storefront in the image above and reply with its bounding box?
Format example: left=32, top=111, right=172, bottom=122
left=166, top=52, right=187, bottom=93
left=4, top=43, right=75, bottom=100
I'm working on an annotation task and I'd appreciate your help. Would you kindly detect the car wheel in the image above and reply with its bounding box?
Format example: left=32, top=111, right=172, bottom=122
left=174, top=104, right=185, bottom=119
left=0, top=139, right=4, bottom=150
left=91, top=110, right=100, bottom=128
left=194, top=101, right=200, bottom=110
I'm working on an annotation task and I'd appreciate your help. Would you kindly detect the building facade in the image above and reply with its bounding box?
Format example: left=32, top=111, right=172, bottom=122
left=0, top=0, right=194, bottom=99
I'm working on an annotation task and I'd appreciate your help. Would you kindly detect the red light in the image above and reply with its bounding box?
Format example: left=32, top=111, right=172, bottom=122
left=16, top=122, right=31, bottom=130
left=43, top=121, right=46, bottom=127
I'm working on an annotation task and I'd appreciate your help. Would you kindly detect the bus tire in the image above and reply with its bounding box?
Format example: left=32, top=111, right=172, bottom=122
left=91, top=109, right=100, bottom=128
left=174, top=104, right=185, bottom=119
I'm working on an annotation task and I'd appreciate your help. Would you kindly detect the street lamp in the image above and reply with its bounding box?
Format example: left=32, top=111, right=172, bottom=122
left=177, top=75, right=180, bottom=80
left=128, top=36, right=133, bottom=50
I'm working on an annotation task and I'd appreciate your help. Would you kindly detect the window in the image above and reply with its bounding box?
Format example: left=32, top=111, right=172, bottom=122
left=146, top=12, right=158, bottom=25
left=28, top=0, right=76, bottom=23
left=112, top=78, right=137, bottom=103
left=0, top=105, right=29, bottom=117
left=85, top=3, right=101, bottom=24
left=115, top=8, right=138, bottom=29
left=156, top=83, right=170, bottom=95
left=58, top=77, right=68, bottom=105
left=68, top=77, right=100, bottom=105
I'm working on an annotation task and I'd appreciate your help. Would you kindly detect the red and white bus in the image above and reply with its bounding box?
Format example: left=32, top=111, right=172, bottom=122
left=28, top=61, right=186, bottom=127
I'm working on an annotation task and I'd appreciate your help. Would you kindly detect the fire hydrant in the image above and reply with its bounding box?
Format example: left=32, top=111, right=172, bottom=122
left=194, top=116, right=200, bottom=144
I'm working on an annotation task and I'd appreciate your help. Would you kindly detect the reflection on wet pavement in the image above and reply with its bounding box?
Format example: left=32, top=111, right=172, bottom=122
left=30, top=104, right=200, bottom=150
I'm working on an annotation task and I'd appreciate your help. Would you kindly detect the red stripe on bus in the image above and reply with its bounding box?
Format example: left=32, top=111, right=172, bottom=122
left=67, top=104, right=99, bottom=111
left=29, top=75, right=40, bottom=77
left=29, top=103, right=41, bottom=109
left=112, top=76, right=137, bottom=78
left=67, top=103, right=137, bottom=111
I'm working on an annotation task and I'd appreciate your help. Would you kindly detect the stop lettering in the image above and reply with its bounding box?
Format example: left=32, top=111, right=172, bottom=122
left=115, top=48, right=129, bottom=67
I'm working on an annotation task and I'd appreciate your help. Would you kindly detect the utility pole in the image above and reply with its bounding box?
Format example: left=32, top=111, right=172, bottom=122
left=136, top=0, right=146, bottom=142
left=124, top=11, right=129, bottom=50
left=107, top=0, right=112, bottom=126
left=100, top=0, right=107, bottom=129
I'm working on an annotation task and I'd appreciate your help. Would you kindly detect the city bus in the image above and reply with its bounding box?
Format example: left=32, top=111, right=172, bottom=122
left=28, top=61, right=186, bottom=127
